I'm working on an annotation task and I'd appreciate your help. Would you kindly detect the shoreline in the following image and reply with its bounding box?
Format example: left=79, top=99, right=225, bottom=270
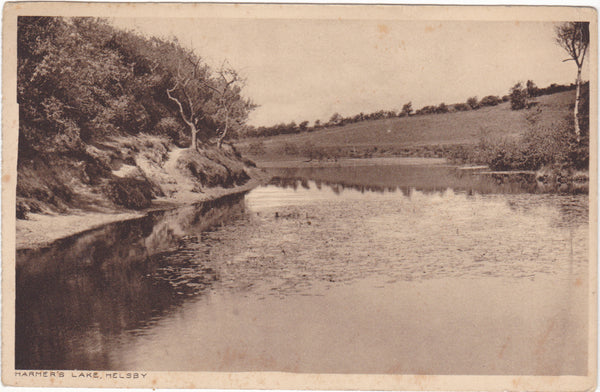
left=254, top=156, right=448, bottom=168
left=16, top=176, right=269, bottom=251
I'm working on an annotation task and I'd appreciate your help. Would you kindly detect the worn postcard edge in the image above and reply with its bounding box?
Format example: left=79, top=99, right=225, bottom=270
left=1, top=2, right=597, bottom=390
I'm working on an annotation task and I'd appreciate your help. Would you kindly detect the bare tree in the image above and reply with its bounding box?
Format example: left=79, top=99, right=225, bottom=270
left=204, top=64, right=256, bottom=148
left=166, top=57, right=211, bottom=150
left=556, top=22, right=589, bottom=141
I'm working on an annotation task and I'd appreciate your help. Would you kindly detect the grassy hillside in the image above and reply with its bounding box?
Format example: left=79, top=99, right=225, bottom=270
left=237, top=90, right=576, bottom=162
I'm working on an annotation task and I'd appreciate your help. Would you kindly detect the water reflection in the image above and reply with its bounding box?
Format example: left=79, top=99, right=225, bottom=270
left=268, top=165, right=542, bottom=194
left=15, top=193, right=247, bottom=370
left=270, top=176, right=410, bottom=195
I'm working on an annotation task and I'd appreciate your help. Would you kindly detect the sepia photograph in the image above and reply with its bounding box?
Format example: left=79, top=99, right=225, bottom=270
left=2, top=2, right=597, bottom=390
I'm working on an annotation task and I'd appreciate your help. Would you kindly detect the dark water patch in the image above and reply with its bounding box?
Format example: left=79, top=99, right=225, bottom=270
left=15, top=193, right=247, bottom=370
left=267, top=165, right=552, bottom=194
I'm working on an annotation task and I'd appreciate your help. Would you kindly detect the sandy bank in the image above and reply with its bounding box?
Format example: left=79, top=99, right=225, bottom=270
left=16, top=175, right=269, bottom=250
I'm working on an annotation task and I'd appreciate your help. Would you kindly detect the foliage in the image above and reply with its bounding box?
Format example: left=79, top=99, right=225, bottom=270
left=454, top=103, right=470, bottom=111
left=401, top=102, right=413, bottom=116
left=466, top=97, right=479, bottom=110
left=17, top=16, right=255, bottom=157
left=526, top=80, right=538, bottom=97
left=436, top=103, right=449, bottom=113
left=480, top=95, right=501, bottom=107
left=449, top=84, right=589, bottom=171
left=102, top=177, right=154, bottom=209
left=555, top=22, right=589, bottom=68
left=555, top=21, right=590, bottom=141
left=509, top=83, right=528, bottom=110
left=247, top=140, right=266, bottom=155
left=329, top=112, right=343, bottom=125
left=154, top=117, right=187, bottom=145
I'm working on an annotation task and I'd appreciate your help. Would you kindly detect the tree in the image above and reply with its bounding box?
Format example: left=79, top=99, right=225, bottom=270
left=556, top=22, right=589, bottom=141
left=433, top=103, right=448, bottom=113
left=526, top=80, right=538, bottom=97
left=466, top=96, right=479, bottom=110
left=299, top=120, right=309, bottom=131
left=480, top=95, right=501, bottom=107
left=166, top=57, right=255, bottom=149
left=509, top=82, right=528, bottom=110
left=165, top=52, right=212, bottom=151
left=401, top=102, right=413, bottom=116
left=329, top=112, right=343, bottom=125
left=208, top=65, right=256, bottom=148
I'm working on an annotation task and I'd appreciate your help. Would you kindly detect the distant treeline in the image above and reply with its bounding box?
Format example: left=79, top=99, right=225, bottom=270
left=240, top=81, right=578, bottom=139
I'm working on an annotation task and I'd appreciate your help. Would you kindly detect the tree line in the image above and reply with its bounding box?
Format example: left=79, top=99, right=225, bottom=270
left=240, top=80, right=578, bottom=139
left=17, top=17, right=255, bottom=160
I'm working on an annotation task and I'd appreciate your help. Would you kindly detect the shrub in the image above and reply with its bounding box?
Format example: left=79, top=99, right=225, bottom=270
left=509, top=83, right=528, bottom=110
left=154, top=117, right=183, bottom=138
left=436, top=103, right=449, bottom=113
left=454, top=103, right=470, bottom=111
left=302, top=141, right=327, bottom=161
left=480, top=95, right=501, bottom=107
left=467, top=96, right=479, bottom=109
left=416, top=105, right=436, bottom=115
left=526, top=80, right=538, bottom=97
left=247, top=140, right=266, bottom=155
left=102, top=177, right=153, bottom=209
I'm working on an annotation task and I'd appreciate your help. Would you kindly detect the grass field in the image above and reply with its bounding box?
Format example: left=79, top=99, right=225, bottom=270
left=237, top=90, right=575, bottom=162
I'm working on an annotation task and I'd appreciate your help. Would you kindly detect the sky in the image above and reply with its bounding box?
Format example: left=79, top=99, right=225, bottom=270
left=110, top=18, right=588, bottom=127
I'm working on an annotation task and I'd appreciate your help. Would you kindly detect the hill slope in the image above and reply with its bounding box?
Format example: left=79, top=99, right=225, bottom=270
left=237, top=90, right=575, bottom=161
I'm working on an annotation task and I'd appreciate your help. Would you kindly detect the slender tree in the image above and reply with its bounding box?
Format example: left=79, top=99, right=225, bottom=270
left=401, top=102, right=413, bottom=116
left=556, top=22, right=589, bottom=141
left=165, top=55, right=212, bottom=150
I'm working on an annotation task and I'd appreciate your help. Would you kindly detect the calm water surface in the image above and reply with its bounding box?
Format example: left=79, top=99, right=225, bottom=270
left=16, top=164, right=589, bottom=374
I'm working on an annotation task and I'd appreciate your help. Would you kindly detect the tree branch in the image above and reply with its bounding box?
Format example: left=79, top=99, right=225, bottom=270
left=167, top=81, right=193, bottom=127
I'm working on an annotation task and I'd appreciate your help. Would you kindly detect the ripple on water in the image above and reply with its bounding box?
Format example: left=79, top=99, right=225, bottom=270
left=150, top=184, right=588, bottom=299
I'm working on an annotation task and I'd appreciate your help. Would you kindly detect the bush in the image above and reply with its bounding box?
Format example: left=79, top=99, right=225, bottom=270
left=509, top=83, right=528, bottom=110
left=454, top=103, right=470, bottom=111
left=247, top=140, right=266, bottom=155
left=102, top=177, right=153, bottom=209
left=436, top=103, right=449, bottom=113
left=467, top=96, right=479, bottom=109
left=448, top=83, right=589, bottom=172
left=480, top=95, right=501, bottom=107
left=154, top=117, right=183, bottom=138
left=302, top=141, right=327, bottom=161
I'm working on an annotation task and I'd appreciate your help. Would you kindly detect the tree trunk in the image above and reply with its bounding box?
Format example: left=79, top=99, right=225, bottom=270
left=190, top=123, right=197, bottom=150
left=574, top=66, right=582, bottom=142
left=217, top=117, right=228, bottom=149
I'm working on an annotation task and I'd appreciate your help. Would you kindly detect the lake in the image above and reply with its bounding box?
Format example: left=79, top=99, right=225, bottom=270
left=15, top=163, right=589, bottom=375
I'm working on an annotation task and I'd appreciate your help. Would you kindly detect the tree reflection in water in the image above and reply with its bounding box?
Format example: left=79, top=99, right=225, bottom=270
left=15, top=193, right=247, bottom=370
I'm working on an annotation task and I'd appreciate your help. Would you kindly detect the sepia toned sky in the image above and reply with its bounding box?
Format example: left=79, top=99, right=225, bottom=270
left=110, top=18, right=588, bottom=126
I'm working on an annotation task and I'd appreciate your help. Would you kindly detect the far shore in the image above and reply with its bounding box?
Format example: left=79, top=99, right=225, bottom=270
left=16, top=176, right=268, bottom=250
left=254, top=156, right=448, bottom=169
